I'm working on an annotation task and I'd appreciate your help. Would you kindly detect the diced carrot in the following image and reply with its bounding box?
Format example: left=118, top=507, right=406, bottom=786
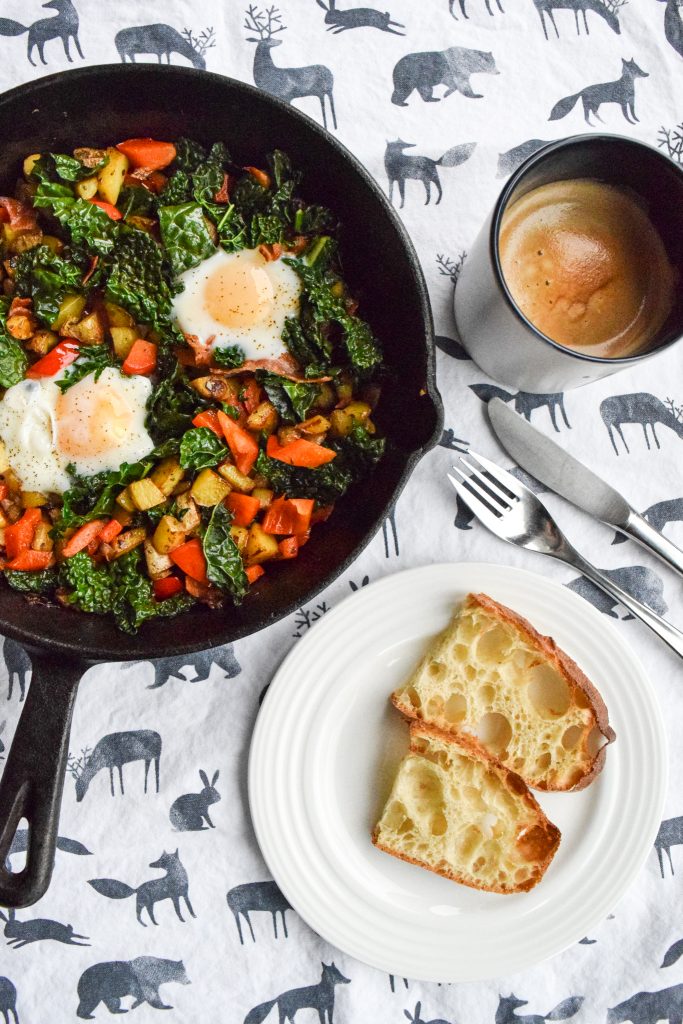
left=278, top=536, right=299, bottom=560
left=154, top=576, right=183, bottom=600
left=62, top=519, right=107, bottom=558
left=261, top=497, right=309, bottom=536
left=244, top=166, right=271, bottom=188
left=246, top=564, right=265, bottom=584
left=170, top=538, right=208, bottom=584
left=217, top=411, right=259, bottom=476
left=224, top=492, right=260, bottom=527
left=295, top=530, right=310, bottom=548
left=27, top=339, right=80, bottom=378
left=288, top=498, right=314, bottom=533
left=192, top=409, right=223, bottom=438
left=4, top=508, right=42, bottom=560
left=87, top=198, right=123, bottom=221
left=266, top=434, right=336, bottom=468
left=116, top=138, right=177, bottom=171
left=241, top=377, right=262, bottom=414
left=5, top=549, right=52, bottom=571
left=122, top=339, right=157, bottom=376
left=311, top=503, right=334, bottom=525
left=0, top=483, right=8, bottom=501
left=98, top=519, right=123, bottom=544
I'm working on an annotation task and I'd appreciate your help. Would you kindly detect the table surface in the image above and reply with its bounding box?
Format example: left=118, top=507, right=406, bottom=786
left=0, top=1, right=682, bottom=1022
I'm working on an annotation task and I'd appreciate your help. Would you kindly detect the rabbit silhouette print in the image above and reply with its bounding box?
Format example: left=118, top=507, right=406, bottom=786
left=169, top=771, right=221, bottom=831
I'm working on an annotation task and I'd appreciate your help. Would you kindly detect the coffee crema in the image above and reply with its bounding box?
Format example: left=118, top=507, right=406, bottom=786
left=498, top=178, right=676, bottom=358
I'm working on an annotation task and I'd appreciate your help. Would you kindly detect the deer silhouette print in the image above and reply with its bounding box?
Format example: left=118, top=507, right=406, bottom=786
left=449, top=0, right=504, bottom=17
left=0, top=908, right=89, bottom=949
left=601, top=394, right=683, bottom=454
left=77, top=957, right=190, bottom=1019
left=392, top=46, right=499, bottom=105
left=316, top=0, right=405, bottom=34
left=657, top=0, right=683, bottom=58
left=115, top=25, right=215, bottom=67
left=613, top=497, right=683, bottom=544
left=654, top=815, right=683, bottom=876
left=244, top=962, right=350, bottom=1024
left=549, top=59, right=648, bottom=125
left=495, top=995, right=584, bottom=1024
left=469, top=384, right=571, bottom=431
left=89, top=850, right=194, bottom=926
left=245, top=6, right=337, bottom=130
left=404, top=1002, right=452, bottom=1024
left=70, top=730, right=162, bottom=801
left=607, top=984, right=683, bottom=1024
left=3, top=640, right=30, bottom=702
left=0, top=0, right=83, bottom=66
left=169, top=770, right=221, bottom=831
left=566, top=565, right=666, bottom=618
left=385, top=141, right=476, bottom=207
left=0, top=978, right=17, bottom=1024
left=227, top=881, right=292, bottom=943
left=145, top=645, right=241, bottom=689
left=497, top=140, right=553, bottom=178
left=533, top=0, right=625, bottom=38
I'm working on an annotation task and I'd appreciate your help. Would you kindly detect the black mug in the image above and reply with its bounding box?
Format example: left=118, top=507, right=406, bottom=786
left=454, top=134, right=683, bottom=393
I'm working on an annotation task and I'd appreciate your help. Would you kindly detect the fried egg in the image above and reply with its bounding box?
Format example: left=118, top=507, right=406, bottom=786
left=0, top=367, right=154, bottom=494
left=171, top=247, right=302, bottom=361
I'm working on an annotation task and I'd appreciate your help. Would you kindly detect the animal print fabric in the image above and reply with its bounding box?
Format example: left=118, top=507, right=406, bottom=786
left=0, top=1, right=682, bottom=1021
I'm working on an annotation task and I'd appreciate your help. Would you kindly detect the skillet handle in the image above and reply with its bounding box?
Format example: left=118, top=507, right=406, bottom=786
left=0, top=650, right=82, bottom=908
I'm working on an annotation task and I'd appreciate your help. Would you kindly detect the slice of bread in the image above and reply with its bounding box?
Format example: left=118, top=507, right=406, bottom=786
left=372, top=723, right=561, bottom=893
left=391, top=592, right=615, bottom=791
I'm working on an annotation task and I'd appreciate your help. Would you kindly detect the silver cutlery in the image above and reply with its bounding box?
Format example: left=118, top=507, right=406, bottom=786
left=488, top=397, right=683, bottom=579
left=448, top=449, right=683, bottom=660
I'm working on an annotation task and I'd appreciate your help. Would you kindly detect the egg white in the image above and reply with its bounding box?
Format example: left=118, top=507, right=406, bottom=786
left=171, top=247, right=302, bottom=362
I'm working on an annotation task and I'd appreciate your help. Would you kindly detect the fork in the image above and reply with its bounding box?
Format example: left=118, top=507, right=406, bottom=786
left=448, top=449, right=683, bottom=660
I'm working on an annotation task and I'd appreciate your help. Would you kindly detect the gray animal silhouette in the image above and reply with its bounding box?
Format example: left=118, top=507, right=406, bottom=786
left=497, top=139, right=552, bottom=177
left=0, top=721, right=5, bottom=760
left=533, top=0, right=622, bottom=37
left=244, top=962, right=350, bottom=1024
left=449, top=0, right=504, bottom=16
left=316, top=0, right=404, bottom=34
left=146, top=645, right=241, bottom=688
left=495, top=994, right=584, bottom=1024
left=566, top=565, right=666, bottom=618
left=77, top=957, right=190, bottom=1019
left=114, top=24, right=210, bottom=67
left=383, top=507, right=399, bottom=557
left=392, top=46, right=498, bottom=105
left=405, top=1002, right=452, bottom=1024
left=169, top=770, right=220, bottom=830
left=6, top=829, right=90, bottom=871
left=439, top=428, right=469, bottom=453
left=662, top=937, right=683, bottom=968
left=227, top=880, right=292, bottom=943
left=469, top=383, right=571, bottom=431
left=654, top=816, right=683, bottom=876
left=0, top=908, right=88, bottom=949
left=657, top=0, right=683, bottom=58
left=88, top=849, right=194, bottom=926
left=613, top=498, right=683, bottom=544
left=0, top=978, right=17, bottom=1024
left=0, top=0, right=83, bottom=66
left=607, top=984, right=683, bottom=1024
left=385, top=140, right=476, bottom=207
left=74, top=730, right=161, bottom=801
left=601, top=394, right=683, bottom=454
left=390, top=975, right=410, bottom=992
left=549, top=59, right=648, bottom=125
left=3, top=640, right=30, bottom=702
left=435, top=334, right=469, bottom=359
left=245, top=5, right=337, bottom=130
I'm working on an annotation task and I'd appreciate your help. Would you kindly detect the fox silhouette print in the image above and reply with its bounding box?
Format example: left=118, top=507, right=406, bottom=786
left=385, top=141, right=476, bottom=207
left=3, top=639, right=30, bottom=702
left=244, top=963, right=350, bottom=1024
left=227, top=880, right=292, bottom=943
left=495, top=994, right=584, bottom=1024
left=404, top=1001, right=452, bottom=1024
left=0, top=0, right=82, bottom=66
left=169, top=770, right=221, bottom=831
left=0, top=908, right=88, bottom=949
left=145, top=645, right=241, bottom=688
left=662, top=937, right=683, bottom=969
left=0, top=978, right=17, bottom=1024
left=601, top=394, right=683, bottom=454
left=607, top=984, right=683, bottom=1024
left=114, top=24, right=215, bottom=67
left=245, top=5, right=337, bottom=130
left=77, top=957, right=190, bottom=1019
left=533, top=0, right=624, bottom=38
left=497, top=139, right=553, bottom=178
left=88, top=850, right=194, bottom=926
left=469, top=384, right=571, bottom=431
left=391, top=46, right=498, bottom=105
left=566, top=565, right=667, bottom=618
left=549, top=59, right=648, bottom=124
left=6, top=829, right=90, bottom=872
left=449, top=0, right=505, bottom=19
left=654, top=815, right=683, bottom=876
left=316, top=0, right=405, bottom=34
left=70, top=730, right=161, bottom=800
left=613, top=497, right=683, bottom=544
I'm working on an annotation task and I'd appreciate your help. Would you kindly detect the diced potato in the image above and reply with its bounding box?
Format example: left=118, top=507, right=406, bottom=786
left=252, top=487, right=273, bottom=510
left=190, top=469, right=231, bottom=507
left=53, top=293, right=86, bottom=331
left=246, top=522, right=280, bottom=565
left=110, top=326, right=138, bottom=360
left=26, top=329, right=58, bottom=355
left=0, top=441, right=10, bottom=474
left=75, top=176, right=98, bottom=200
left=335, top=377, right=353, bottom=405
left=300, top=414, right=330, bottom=436
left=41, top=235, right=64, bottom=255
left=104, top=301, right=135, bottom=328
left=113, top=505, right=134, bottom=528
left=12, top=230, right=42, bottom=255
left=330, top=401, right=373, bottom=437
left=246, top=401, right=278, bottom=434
left=67, top=311, right=105, bottom=346
left=150, top=458, right=185, bottom=498
left=21, top=491, right=48, bottom=508
left=0, top=509, right=9, bottom=529
left=144, top=539, right=173, bottom=580
left=32, top=520, right=53, bottom=552
left=313, top=382, right=336, bottom=411
left=102, top=527, right=146, bottom=561
left=217, top=462, right=255, bottom=493
left=74, top=147, right=107, bottom=169
left=174, top=492, right=201, bottom=532
left=153, top=515, right=186, bottom=555
left=129, top=478, right=166, bottom=512
left=230, top=525, right=249, bottom=553
left=115, top=487, right=136, bottom=513
left=23, top=154, right=41, bottom=177
left=278, top=425, right=301, bottom=446
left=125, top=215, right=156, bottom=234
left=190, top=375, right=240, bottom=403
left=97, top=147, right=129, bottom=206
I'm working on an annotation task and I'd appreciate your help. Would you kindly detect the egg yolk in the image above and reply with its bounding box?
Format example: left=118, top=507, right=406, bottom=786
left=55, top=385, right=134, bottom=458
left=204, top=254, right=275, bottom=328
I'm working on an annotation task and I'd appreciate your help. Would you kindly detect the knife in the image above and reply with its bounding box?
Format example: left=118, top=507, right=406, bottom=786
left=487, top=397, right=683, bottom=580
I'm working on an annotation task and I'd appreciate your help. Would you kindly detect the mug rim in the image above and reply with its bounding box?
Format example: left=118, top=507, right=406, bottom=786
left=489, top=132, right=683, bottom=366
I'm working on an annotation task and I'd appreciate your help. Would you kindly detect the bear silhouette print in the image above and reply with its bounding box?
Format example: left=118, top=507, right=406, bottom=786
left=391, top=46, right=498, bottom=105
left=607, top=984, right=683, bottom=1024
left=145, top=645, right=241, bottom=688
left=566, top=565, right=666, bottom=618
left=169, top=770, right=221, bottom=831
left=77, top=957, right=190, bottom=1019
left=0, top=978, right=17, bottom=1024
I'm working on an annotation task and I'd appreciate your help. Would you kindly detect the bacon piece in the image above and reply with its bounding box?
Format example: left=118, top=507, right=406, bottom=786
left=82, top=255, right=99, bottom=285
left=214, top=173, right=230, bottom=204
left=258, top=243, right=283, bottom=262
left=211, top=354, right=332, bottom=383
left=183, top=332, right=215, bottom=367
left=0, top=197, right=38, bottom=232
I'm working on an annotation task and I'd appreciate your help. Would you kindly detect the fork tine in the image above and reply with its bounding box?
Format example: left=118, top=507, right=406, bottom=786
left=465, top=449, right=526, bottom=500
left=459, top=455, right=514, bottom=510
left=448, top=469, right=503, bottom=524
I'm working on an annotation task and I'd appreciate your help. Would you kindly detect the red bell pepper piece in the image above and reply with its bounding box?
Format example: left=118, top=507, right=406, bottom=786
left=241, top=378, right=262, bottom=414
left=246, top=564, right=265, bottom=584
left=122, top=339, right=157, bottom=376
left=170, top=538, right=208, bottom=584
left=192, top=409, right=223, bottom=438
left=5, top=549, right=53, bottom=571
left=224, top=492, right=260, bottom=527
left=87, top=199, right=123, bottom=221
left=217, top=411, right=258, bottom=476
left=4, top=508, right=42, bottom=560
left=116, top=138, right=177, bottom=171
left=311, top=503, right=334, bottom=525
left=62, top=519, right=107, bottom=558
left=266, top=434, right=336, bottom=468
left=154, top=576, right=183, bottom=600
left=278, top=536, right=299, bottom=560
left=26, top=339, right=80, bottom=379
left=261, top=497, right=312, bottom=536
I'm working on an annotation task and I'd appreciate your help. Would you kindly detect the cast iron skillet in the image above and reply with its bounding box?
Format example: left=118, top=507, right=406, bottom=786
left=0, top=64, right=442, bottom=907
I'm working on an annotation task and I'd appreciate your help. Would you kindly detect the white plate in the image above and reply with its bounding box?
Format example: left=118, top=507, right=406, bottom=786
left=248, top=563, right=667, bottom=982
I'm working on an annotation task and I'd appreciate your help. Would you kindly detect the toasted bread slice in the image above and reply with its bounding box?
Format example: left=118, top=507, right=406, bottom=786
left=372, top=723, right=560, bottom=893
left=391, top=592, right=615, bottom=791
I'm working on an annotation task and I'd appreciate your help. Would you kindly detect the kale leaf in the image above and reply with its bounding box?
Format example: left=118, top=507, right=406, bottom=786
left=106, top=229, right=176, bottom=330
left=109, top=549, right=194, bottom=633
left=193, top=143, right=230, bottom=210
left=118, top=185, right=158, bottom=219
left=281, top=316, right=330, bottom=376
left=4, top=568, right=57, bottom=594
left=31, top=153, right=107, bottom=183
left=0, top=297, right=28, bottom=387
left=146, top=361, right=206, bottom=444
left=56, top=345, right=116, bottom=393
left=203, top=502, right=247, bottom=601
left=258, top=371, right=319, bottom=424
left=158, top=203, right=216, bottom=275
left=59, top=551, right=113, bottom=614
left=212, top=345, right=245, bottom=369
left=173, top=138, right=208, bottom=173
left=160, top=171, right=192, bottom=206
left=294, top=204, right=335, bottom=235
left=59, top=459, right=156, bottom=531
left=179, top=427, right=228, bottom=470
left=13, top=244, right=84, bottom=326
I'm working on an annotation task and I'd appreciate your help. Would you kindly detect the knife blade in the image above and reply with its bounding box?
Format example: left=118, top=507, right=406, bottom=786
left=487, top=397, right=683, bottom=580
